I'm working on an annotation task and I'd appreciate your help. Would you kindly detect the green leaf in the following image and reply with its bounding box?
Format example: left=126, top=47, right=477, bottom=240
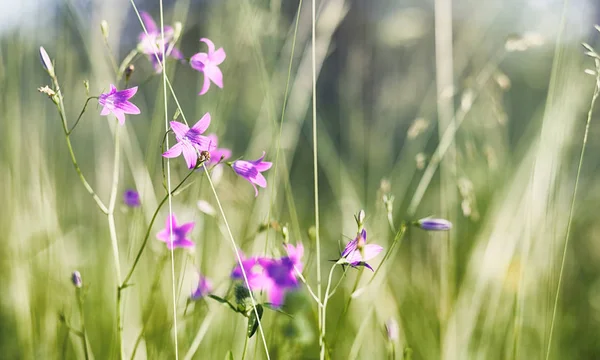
left=224, top=350, right=234, bottom=360
left=262, top=303, right=293, bottom=318
left=208, top=295, right=239, bottom=313
left=247, top=304, right=264, bottom=338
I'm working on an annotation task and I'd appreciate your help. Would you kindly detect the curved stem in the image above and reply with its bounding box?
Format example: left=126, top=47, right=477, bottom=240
left=68, top=96, right=98, bottom=135
left=294, top=266, right=321, bottom=305
left=321, top=264, right=337, bottom=359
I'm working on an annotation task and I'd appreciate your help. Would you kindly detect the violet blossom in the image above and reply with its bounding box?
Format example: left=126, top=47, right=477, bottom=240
left=415, top=218, right=452, bottom=231
left=138, top=11, right=183, bottom=73
left=156, top=214, right=195, bottom=249
left=206, top=134, right=231, bottom=165
left=162, top=113, right=216, bottom=169
left=190, top=38, right=226, bottom=95
left=98, top=85, right=140, bottom=125
left=123, top=189, right=141, bottom=207
left=191, top=272, right=213, bottom=300
left=339, top=229, right=383, bottom=271
left=231, top=152, right=272, bottom=197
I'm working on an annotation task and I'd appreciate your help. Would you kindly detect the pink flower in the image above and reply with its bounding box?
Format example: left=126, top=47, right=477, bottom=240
left=162, top=113, right=216, bottom=169
left=138, top=11, right=183, bottom=73
left=340, top=229, right=383, bottom=271
left=190, top=38, right=226, bottom=95
left=206, top=134, right=231, bottom=165
left=156, top=214, right=195, bottom=249
left=98, top=85, right=140, bottom=125
left=191, top=272, right=213, bottom=300
left=231, top=152, right=272, bottom=197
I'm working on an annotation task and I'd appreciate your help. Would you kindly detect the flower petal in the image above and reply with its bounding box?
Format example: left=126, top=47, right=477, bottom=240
left=200, top=38, right=216, bottom=54
left=174, top=238, right=195, bottom=248
left=254, top=161, right=272, bottom=172
left=210, top=48, right=226, bottom=65
left=114, top=110, right=126, bottom=125
left=191, top=113, right=211, bottom=134
left=170, top=121, right=189, bottom=139
left=178, top=222, right=195, bottom=235
left=361, top=244, right=384, bottom=261
left=206, top=66, right=223, bottom=88
left=117, top=101, right=140, bottom=115
left=199, top=74, right=211, bottom=95
left=253, top=172, right=267, bottom=188
left=117, top=86, right=138, bottom=99
left=140, top=11, right=158, bottom=34
left=100, top=106, right=110, bottom=116
left=189, top=52, right=208, bottom=71
left=182, top=143, right=199, bottom=169
left=163, top=143, right=183, bottom=158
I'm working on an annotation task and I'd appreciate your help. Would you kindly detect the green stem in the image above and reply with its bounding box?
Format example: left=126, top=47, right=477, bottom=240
left=241, top=333, right=249, bottom=360
left=320, top=264, right=337, bottom=359
left=68, top=96, right=98, bottom=135
left=76, top=288, right=91, bottom=360
left=545, top=58, right=600, bottom=360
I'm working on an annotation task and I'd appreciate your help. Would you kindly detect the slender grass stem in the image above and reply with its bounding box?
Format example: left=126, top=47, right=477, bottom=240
left=241, top=332, right=249, bottom=360
left=310, top=1, right=324, bottom=358
left=202, top=163, right=271, bottom=360
left=545, top=58, right=599, bottom=360
left=76, top=288, right=90, bottom=360
left=295, top=266, right=321, bottom=305
left=68, top=96, right=98, bottom=135
left=321, top=264, right=338, bottom=359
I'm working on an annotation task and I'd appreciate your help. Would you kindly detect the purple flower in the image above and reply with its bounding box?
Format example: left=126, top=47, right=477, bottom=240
left=98, top=85, right=141, bottom=125
left=191, top=272, right=213, bottom=300
left=206, top=134, right=232, bottom=165
left=190, top=38, right=226, bottom=95
left=416, top=218, right=452, bottom=231
left=138, top=11, right=183, bottom=73
left=71, top=271, right=82, bottom=288
left=156, top=214, right=195, bottom=249
left=162, top=113, right=216, bottom=169
left=232, top=152, right=272, bottom=197
left=123, top=189, right=141, bottom=207
left=340, top=229, right=383, bottom=271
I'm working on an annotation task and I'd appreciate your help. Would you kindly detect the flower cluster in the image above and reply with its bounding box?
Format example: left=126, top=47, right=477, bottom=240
left=231, top=243, right=304, bottom=307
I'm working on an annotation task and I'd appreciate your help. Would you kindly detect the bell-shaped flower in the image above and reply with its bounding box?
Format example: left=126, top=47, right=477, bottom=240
left=190, top=38, right=226, bottom=95
left=98, top=85, right=140, bottom=125
left=156, top=214, right=195, bottom=249
left=162, top=113, right=216, bottom=169
left=339, top=229, right=383, bottom=271
left=231, top=152, right=272, bottom=196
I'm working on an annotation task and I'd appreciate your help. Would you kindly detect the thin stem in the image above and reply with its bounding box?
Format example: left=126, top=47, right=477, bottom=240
left=202, top=164, right=271, bottom=360
left=121, top=169, right=196, bottom=287
left=545, top=58, right=599, bottom=360
left=68, top=96, right=98, bottom=135
left=326, top=268, right=348, bottom=300
left=294, top=266, right=321, bottom=305
left=76, top=288, right=90, bottom=360
left=321, top=264, right=337, bottom=359
left=241, top=332, right=249, bottom=360
left=311, top=0, right=324, bottom=358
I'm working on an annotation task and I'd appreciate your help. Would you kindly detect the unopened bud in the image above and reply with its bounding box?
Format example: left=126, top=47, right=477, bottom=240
left=282, top=225, right=289, bottom=243
left=125, top=64, right=135, bottom=81
left=100, top=20, right=109, bottom=39
left=355, top=209, right=366, bottom=229
left=71, top=271, right=82, bottom=288
left=83, top=80, right=90, bottom=95
left=39, top=46, right=54, bottom=77
left=415, top=217, right=452, bottom=231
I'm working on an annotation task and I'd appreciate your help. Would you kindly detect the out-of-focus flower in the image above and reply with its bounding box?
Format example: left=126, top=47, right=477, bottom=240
left=385, top=318, right=399, bottom=342
left=206, top=134, right=231, bottom=165
left=39, top=46, right=54, bottom=76
left=339, top=229, right=383, bottom=271
left=71, top=271, right=82, bottom=288
left=162, top=113, right=216, bottom=169
left=98, top=85, right=140, bottom=125
left=190, top=38, right=226, bottom=95
left=123, top=189, right=141, bottom=207
left=156, top=214, right=195, bottom=249
left=231, top=152, right=272, bottom=197
left=191, top=272, right=213, bottom=300
left=415, top=218, right=452, bottom=231
left=138, top=11, right=183, bottom=73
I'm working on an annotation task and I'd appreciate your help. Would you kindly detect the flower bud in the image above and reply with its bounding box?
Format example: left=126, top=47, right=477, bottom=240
left=282, top=225, right=289, bottom=243
left=100, top=20, right=109, bottom=39
left=39, top=46, right=54, bottom=77
left=125, top=64, right=135, bottom=81
left=83, top=80, right=90, bottom=95
left=355, top=209, right=366, bottom=228
left=385, top=318, right=399, bottom=342
left=415, top=218, right=452, bottom=231
left=71, top=271, right=82, bottom=288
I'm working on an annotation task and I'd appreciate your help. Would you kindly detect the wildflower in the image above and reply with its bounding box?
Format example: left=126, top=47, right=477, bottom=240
left=156, top=214, right=195, bottom=249
left=123, top=189, right=141, bottom=207
left=415, top=218, right=452, bottom=231
left=71, top=271, right=82, bottom=288
left=206, top=134, right=231, bottom=165
left=190, top=38, right=226, bottom=95
left=39, top=46, right=54, bottom=76
left=191, top=273, right=213, bottom=300
left=138, top=11, right=183, bottom=73
left=98, top=85, right=140, bottom=125
left=162, top=113, right=216, bottom=169
left=339, top=229, right=383, bottom=271
left=231, top=152, right=272, bottom=197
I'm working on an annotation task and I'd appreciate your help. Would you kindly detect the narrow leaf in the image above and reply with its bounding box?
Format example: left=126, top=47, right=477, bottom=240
left=224, top=350, right=234, bottom=360
left=247, top=304, right=264, bottom=338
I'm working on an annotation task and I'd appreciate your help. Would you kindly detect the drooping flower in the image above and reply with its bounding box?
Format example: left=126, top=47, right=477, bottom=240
left=156, top=214, right=195, bottom=249
left=191, top=272, right=213, bottom=300
left=339, top=229, right=383, bottom=271
left=415, top=218, right=452, bottom=231
left=123, top=189, right=141, bottom=207
left=162, top=113, right=216, bottom=169
left=71, top=271, right=82, bottom=288
left=138, top=11, right=183, bottom=73
left=206, top=134, right=231, bottom=165
left=98, top=85, right=140, bottom=125
left=231, top=152, right=272, bottom=197
left=190, top=38, right=226, bottom=95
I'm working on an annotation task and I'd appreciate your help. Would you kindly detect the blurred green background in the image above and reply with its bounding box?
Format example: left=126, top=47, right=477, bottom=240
left=2, top=0, right=600, bottom=358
